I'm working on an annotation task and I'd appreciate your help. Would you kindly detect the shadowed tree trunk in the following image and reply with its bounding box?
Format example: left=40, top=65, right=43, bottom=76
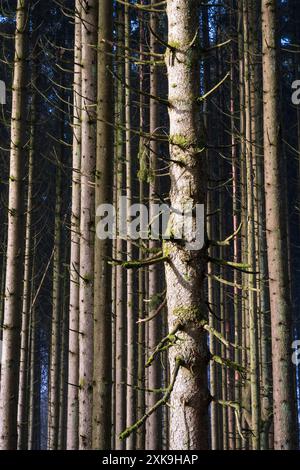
left=17, top=66, right=36, bottom=450
left=147, top=1, right=162, bottom=451
left=114, top=3, right=126, bottom=450
left=262, top=0, right=298, bottom=450
left=27, top=235, right=40, bottom=450
left=93, top=0, right=113, bottom=450
left=124, top=3, right=136, bottom=452
left=48, top=133, right=63, bottom=451
left=136, top=7, right=146, bottom=450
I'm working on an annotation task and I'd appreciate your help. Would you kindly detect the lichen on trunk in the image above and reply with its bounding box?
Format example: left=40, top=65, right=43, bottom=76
left=165, top=0, right=210, bottom=450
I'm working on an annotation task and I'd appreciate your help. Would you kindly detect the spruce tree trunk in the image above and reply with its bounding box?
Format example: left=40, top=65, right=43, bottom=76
left=124, top=3, right=136, bottom=452
left=48, top=137, right=63, bottom=451
left=0, top=0, right=29, bottom=450
left=262, top=0, right=298, bottom=450
left=244, top=0, right=260, bottom=448
left=78, top=0, right=98, bottom=450
left=137, top=9, right=146, bottom=449
left=27, top=235, right=40, bottom=450
left=114, top=4, right=126, bottom=450
left=17, top=76, right=36, bottom=450
left=58, top=249, right=69, bottom=450
left=165, top=0, right=209, bottom=450
left=93, top=0, right=113, bottom=450
left=67, top=0, right=81, bottom=450
left=147, top=2, right=162, bottom=450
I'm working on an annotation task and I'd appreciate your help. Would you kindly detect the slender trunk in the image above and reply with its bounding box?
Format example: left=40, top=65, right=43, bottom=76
left=147, top=1, right=162, bottom=450
left=28, top=235, right=40, bottom=450
left=93, top=0, right=113, bottom=450
left=230, top=3, right=240, bottom=448
left=124, top=4, right=136, bottom=451
left=202, top=0, right=218, bottom=450
left=17, top=64, right=37, bottom=450
left=78, top=0, right=97, bottom=449
left=0, top=0, right=29, bottom=450
left=262, top=0, right=298, bottom=449
left=244, top=0, right=260, bottom=448
left=48, top=141, right=63, bottom=450
left=67, top=0, right=81, bottom=450
left=114, top=4, right=126, bottom=450
left=137, top=9, right=146, bottom=450
left=58, top=250, right=69, bottom=450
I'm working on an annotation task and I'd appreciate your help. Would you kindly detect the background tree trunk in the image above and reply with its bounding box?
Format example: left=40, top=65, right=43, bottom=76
left=262, top=0, right=298, bottom=450
left=93, top=0, right=113, bottom=450
left=78, top=0, right=97, bottom=450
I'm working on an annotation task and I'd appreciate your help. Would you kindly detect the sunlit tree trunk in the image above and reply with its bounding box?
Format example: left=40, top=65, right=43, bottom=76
left=0, top=0, right=29, bottom=450
left=67, top=0, right=81, bottom=450
left=165, top=0, right=209, bottom=450
left=78, top=0, right=98, bottom=449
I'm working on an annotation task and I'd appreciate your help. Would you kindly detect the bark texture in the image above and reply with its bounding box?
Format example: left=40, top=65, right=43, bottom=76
left=165, top=0, right=210, bottom=450
left=93, top=0, right=113, bottom=450
left=67, top=0, right=81, bottom=450
left=78, top=0, right=97, bottom=450
left=0, top=0, right=29, bottom=450
left=262, top=0, right=298, bottom=450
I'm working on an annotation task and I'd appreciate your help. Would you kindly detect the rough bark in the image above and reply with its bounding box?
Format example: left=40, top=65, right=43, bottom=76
left=0, top=0, right=29, bottom=450
left=165, top=0, right=210, bottom=450
left=124, top=3, right=136, bottom=452
left=17, top=72, right=36, bottom=450
left=67, top=0, right=81, bottom=450
left=48, top=132, right=63, bottom=451
left=147, top=1, right=162, bottom=451
left=78, top=0, right=97, bottom=450
left=262, top=0, right=298, bottom=450
left=114, top=4, right=126, bottom=450
left=93, top=0, right=113, bottom=450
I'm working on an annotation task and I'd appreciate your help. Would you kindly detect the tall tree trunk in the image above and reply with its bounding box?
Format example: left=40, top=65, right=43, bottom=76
left=137, top=8, right=146, bottom=450
left=93, top=0, right=113, bottom=450
left=48, top=140, right=63, bottom=451
left=27, top=235, right=40, bottom=450
left=67, top=0, right=81, bottom=450
left=58, top=249, right=69, bottom=450
left=114, top=3, right=126, bottom=450
left=78, top=0, right=97, bottom=450
left=244, top=0, right=260, bottom=448
left=17, top=74, right=36, bottom=450
left=165, top=0, right=209, bottom=450
left=124, top=3, right=136, bottom=452
left=147, top=1, right=162, bottom=450
left=0, top=0, right=29, bottom=450
left=262, top=0, right=298, bottom=450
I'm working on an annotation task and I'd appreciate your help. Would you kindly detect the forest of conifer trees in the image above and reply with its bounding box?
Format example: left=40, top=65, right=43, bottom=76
left=0, top=0, right=300, bottom=456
